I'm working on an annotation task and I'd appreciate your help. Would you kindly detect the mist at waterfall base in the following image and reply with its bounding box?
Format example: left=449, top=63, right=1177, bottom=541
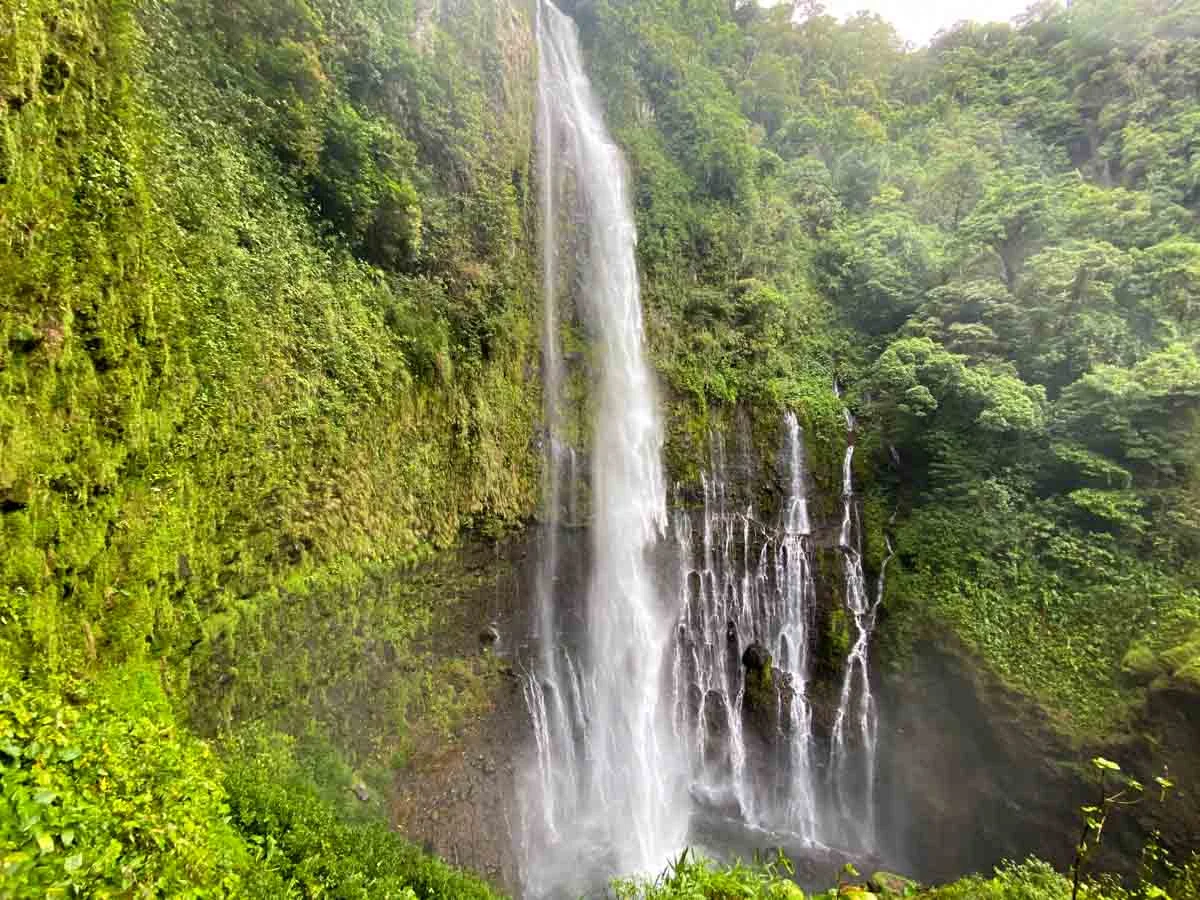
left=517, top=5, right=890, bottom=897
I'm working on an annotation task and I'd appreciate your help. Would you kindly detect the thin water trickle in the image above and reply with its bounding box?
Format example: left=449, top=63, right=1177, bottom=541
left=828, top=403, right=892, bottom=853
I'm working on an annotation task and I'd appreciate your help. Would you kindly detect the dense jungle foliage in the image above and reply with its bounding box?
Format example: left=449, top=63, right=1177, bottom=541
left=3, top=0, right=539, bottom=892
left=4, top=0, right=1200, bottom=895
left=567, top=0, right=1200, bottom=736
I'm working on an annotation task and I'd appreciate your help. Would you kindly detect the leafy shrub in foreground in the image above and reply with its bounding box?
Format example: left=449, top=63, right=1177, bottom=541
left=0, top=670, right=505, bottom=899
left=0, top=670, right=280, bottom=898
left=223, top=738, right=503, bottom=900
left=612, top=849, right=805, bottom=899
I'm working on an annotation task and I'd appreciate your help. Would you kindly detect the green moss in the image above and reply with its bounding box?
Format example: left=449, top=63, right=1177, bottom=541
left=1, top=0, right=540, bottom=679
left=826, top=600, right=851, bottom=668
left=2, top=0, right=536, bottom=887
left=1122, top=642, right=1164, bottom=680
left=1162, top=628, right=1200, bottom=689
left=743, top=655, right=775, bottom=712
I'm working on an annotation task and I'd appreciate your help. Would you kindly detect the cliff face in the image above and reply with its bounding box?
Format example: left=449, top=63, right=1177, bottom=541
left=3, top=0, right=547, bottom=892
left=877, top=634, right=1200, bottom=885
left=1, top=0, right=543, bottom=678
left=384, top=407, right=1200, bottom=895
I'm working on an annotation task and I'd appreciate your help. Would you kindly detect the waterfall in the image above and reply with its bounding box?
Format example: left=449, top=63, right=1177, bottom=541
left=520, top=3, right=687, bottom=894
left=828, top=407, right=892, bottom=852
left=669, top=416, right=820, bottom=843
left=522, top=3, right=897, bottom=888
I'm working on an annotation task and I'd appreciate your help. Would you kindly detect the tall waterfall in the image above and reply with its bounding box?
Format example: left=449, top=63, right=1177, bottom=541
left=522, top=4, right=897, bottom=891
left=520, top=3, right=687, bottom=894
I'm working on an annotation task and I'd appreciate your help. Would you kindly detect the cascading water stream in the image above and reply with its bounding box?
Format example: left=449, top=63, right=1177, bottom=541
left=523, top=6, right=898, bottom=888
left=670, top=416, right=820, bottom=843
left=828, top=406, right=894, bottom=852
left=520, top=4, right=686, bottom=894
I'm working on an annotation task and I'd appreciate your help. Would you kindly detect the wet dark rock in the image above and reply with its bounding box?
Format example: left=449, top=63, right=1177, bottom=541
left=689, top=782, right=743, bottom=820
left=686, top=682, right=703, bottom=721
left=742, top=641, right=771, bottom=672
left=777, top=669, right=796, bottom=730
left=741, top=643, right=776, bottom=730
left=479, top=623, right=500, bottom=646
left=702, top=689, right=733, bottom=774
left=702, top=689, right=731, bottom=736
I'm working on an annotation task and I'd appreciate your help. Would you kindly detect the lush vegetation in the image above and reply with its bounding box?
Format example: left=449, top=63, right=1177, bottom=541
left=565, top=0, right=1200, bottom=736
left=3, top=0, right=534, bottom=893
left=0, top=666, right=505, bottom=898
left=612, top=852, right=1200, bottom=900
left=1, top=0, right=540, bottom=684
left=6, top=0, right=1200, bottom=894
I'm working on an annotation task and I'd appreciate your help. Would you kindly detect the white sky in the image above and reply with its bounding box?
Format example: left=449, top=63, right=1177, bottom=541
left=822, top=1, right=1035, bottom=46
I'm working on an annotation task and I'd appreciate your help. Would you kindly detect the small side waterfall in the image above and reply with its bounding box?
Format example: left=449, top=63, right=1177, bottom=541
left=828, top=407, right=893, bottom=852
left=669, top=416, right=820, bottom=842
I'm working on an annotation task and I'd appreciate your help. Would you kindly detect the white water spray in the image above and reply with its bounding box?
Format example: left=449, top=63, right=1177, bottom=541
left=520, top=4, right=687, bottom=894
left=670, top=416, right=820, bottom=842
left=522, top=5, right=900, bottom=886
left=828, top=406, right=893, bottom=851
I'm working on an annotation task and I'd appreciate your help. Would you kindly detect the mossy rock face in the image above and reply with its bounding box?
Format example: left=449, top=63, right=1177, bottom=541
left=1161, top=629, right=1200, bottom=689
left=741, top=643, right=776, bottom=728
left=1122, top=641, right=1165, bottom=680
left=0, top=0, right=543, bottom=677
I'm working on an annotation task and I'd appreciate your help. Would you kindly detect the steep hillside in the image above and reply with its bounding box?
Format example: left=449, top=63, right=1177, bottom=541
left=2, top=0, right=537, bottom=893
left=2, top=0, right=540, bottom=681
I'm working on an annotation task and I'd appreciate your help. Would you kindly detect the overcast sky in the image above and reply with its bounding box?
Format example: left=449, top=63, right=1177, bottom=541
left=821, top=1, right=1035, bottom=46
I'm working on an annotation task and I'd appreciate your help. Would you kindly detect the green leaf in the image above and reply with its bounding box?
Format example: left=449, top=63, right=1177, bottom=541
left=35, top=833, right=54, bottom=853
left=1092, top=757, right=1121, bottom=772
left=63, top=853, right=83, bottom=873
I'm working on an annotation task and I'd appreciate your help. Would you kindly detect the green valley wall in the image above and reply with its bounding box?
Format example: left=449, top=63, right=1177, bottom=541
left=1, top=0, right=541, bottom=681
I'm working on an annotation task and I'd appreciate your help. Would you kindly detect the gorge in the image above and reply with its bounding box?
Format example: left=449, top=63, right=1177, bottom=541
left=3, top=0, right=1200, bottom=897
